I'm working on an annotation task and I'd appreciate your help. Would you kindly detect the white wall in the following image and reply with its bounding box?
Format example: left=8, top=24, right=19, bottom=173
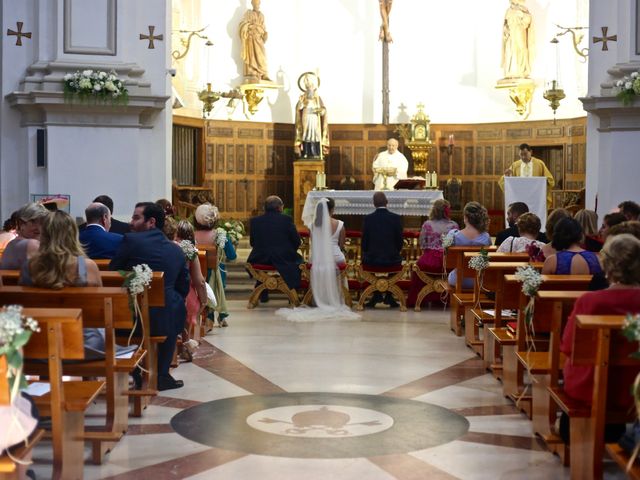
left=1, top=0, right=172, bottom=221
left=173, top=0, right=589, bottom=124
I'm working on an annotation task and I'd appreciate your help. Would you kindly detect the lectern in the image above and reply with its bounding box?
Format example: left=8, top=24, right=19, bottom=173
left=503, top=177, right=547, bottom=231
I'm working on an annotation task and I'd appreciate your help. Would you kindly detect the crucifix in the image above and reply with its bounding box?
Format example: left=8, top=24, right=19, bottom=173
left=7, top=22, right=32, bottom=46
left=379, top=0, right=393, bottom=125
left=140, top=25, right=163, bottom=49
left=592, top=26, right=617, bottom=51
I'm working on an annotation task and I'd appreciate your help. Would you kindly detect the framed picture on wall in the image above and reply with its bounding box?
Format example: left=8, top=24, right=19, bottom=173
left=31, top=194, right=71, bottom=213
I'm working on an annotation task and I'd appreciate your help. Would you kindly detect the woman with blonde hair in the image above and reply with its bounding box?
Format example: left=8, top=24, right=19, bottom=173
left=0, top=202, right=49, bottom=270
left=407, top=199, right=458, bottom=307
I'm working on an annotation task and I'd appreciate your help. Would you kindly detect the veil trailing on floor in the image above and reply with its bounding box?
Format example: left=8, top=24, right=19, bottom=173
left=276, top=198, right=360, bottom=322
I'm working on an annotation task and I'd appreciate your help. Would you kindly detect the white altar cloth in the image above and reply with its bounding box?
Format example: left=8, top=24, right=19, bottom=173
left=302, top=190, right=444, bottom=225
left=504, top=177, right=547, bottom=231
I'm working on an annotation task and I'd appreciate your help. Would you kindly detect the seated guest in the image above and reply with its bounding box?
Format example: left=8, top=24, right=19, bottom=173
left=0, top=202, right=49, bottom=270
left=93, top=194, right=130, bottom=234
left=362, top=192, right=403, bottom=307
left=619, top=200, right=640, bottom=221
left=18, top=211, right=110, bottom=358
left=79, top=202, right=123, bottom=259
left=497, top=212, right=545, bottom=253
left=574, top=209, right=601, bottom=252
left=247, top=195, right=302, bottom=298
left=542, top=217, right=602, bottom=275
left=540, top=208, right=571, bottom=259
left=589, top=221, right=640, bottom=291
left=407, top=199, right=458, bottom=307
left=599, top=212, right=627, bottom=239
left=447, top=201, right=492, bottom=289
left=194, top=203, right=234, bottom=325
left=110, top=202, right=190, bottom=391
left=559, top=234, right=640, bottom=443
left=495, top=202, right=548, bottom=246
left=0, top=211, right=18, bottom=249
left=155, top=198, right=175, bottom=218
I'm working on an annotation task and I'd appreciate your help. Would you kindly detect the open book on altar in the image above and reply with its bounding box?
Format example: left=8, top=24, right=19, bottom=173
left=394, top=178, right=425, bottom=190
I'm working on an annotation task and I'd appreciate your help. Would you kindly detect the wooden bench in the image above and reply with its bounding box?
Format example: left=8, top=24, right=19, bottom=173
left=445, top=246, right=497, bottom=336
left=0, top=287, right=148, bottom=465
left=0, top=356, right=45, bottom=480
left=22, top=308, right=105, bottom=479
left=549, top=314, right=640, bottom=479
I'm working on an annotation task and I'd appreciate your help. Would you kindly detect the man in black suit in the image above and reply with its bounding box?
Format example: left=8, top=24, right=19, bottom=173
left=361, top=192, right=403, bottom=307
left=247, top=195, right=302, bottom=300
left=79, top=202, right=123, bottom=259
left=495, top=201, right=548, bottom=246
left=110, top=203, right=190, bottom=391
left=93, top=194, right=131, bottom=235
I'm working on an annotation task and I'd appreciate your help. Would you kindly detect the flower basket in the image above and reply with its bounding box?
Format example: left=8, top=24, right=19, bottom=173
left=615, top=71, right=640, bottom=106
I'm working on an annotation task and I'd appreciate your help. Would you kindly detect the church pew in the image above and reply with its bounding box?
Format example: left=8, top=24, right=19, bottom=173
left=21, top=307, right=105, bottom=480
left=549, top=314, right=640, bottom=479
left=497, top=276, right=592, bottom=406
left=0, top=287, right=148, bottom=464
left=445, top=245, right=497, bottom=336
left=0, top=355, right=45, bottom=480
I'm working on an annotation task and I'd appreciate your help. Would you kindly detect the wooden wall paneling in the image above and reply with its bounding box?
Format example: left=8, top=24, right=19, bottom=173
left=266, top=146, right=275, bottom=174
left=550, top=147, right=564, bottom=190
left=257, top=180, right=266, bottom=208
left=494, top=183, right=504, bottom=210
left=247, top=145, right=255, bottom=174
left=236, top=145, right=245, bottom=174
left=342, top=146, right=353, bottom=176
left=474, top=181, right=483, bottom=206
left=216, top=144, right=225, bottom=173
left=484, top=146, right=493, bottom=176
left=236, top=179, right=246, bottom=213
left=216, top=180, right=225, bottom=211
left=227, top=144, right=235, bottom=173
left=205, top=143, right=214, bottom=173
left=327, top=147, right=340, bottom=175
left=475, top=147, right=484, bottom=175
left=226, top=180, right=235, bottom=213
left=285, top=147, right=295, bottom=176
left=504, top=145, right=514, bottom=167
left=453, top=147, right=463, bottom=176
left=354, top=146, right=365, bottom=175
left=274, top=146, right=285, bottom=175
left=566, top=144, right=574, bottom=175
left=427, top=146, right=437, bottom=172
left=484, top=181, right=493, bottom=208
left=464, top=147, right=474, bottom=175
left=462, top=182, right=473, bottom=205
left=494, top=146, right=503, bottom=175
left=247, top=180, right=256, bottom=215
left=440, top=147, right=451, bottom=175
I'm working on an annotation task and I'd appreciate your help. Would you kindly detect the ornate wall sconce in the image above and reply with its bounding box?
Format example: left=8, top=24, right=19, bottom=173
left=238, top=82, right=279, bottom=116
left=172, top=27, right=211, bottom=61
left=495, top=78, right=535, bottom=119
left=555, top=24, right=588, bottom=61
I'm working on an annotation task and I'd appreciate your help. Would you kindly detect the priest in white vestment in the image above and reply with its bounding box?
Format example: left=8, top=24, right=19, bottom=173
left=372, top=138, right=409, bottom=190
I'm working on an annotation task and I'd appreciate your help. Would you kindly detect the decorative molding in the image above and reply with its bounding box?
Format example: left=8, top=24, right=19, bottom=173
left=592, top=26, right=617, bottom=51
left=64, top=0, right=116, bottom=55
left=206, top=127, right=233, bottom=138
left=444, top=130, right=473, bottom=141
left=7, top=21, right=32, bottom=46
left=505, top=128, right=532, bottom=139
left=267, top=128, right=295, bottom=140
left=238, top=128, right=263, bottom=139
left=368, top=130, right=394, bottom=141
left=477, top=129, right=502, bottom=140
left=581, top=95, right=640, bottom=132
left=569, top=126, right=585, bottom=136
left=536, top=127, right=564, bottom=137
left=140, top=26, right=163, bottom=49
left=331, top=130, right=363, bottom=141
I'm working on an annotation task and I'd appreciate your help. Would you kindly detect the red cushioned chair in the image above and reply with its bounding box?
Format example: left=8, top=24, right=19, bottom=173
left=245, top=263, right=300, bottom=309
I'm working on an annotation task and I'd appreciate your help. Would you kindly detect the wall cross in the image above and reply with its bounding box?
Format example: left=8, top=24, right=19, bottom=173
left=7, top=21, right=32, bottom=46
left=593, top=26, right=617, bottom=51
left=140, top=25, right=163, bottom=49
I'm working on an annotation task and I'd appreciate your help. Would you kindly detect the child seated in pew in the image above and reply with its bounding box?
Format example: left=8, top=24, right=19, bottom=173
left=446, top=201, right=491, bottom=289
left=558, top=234, right=640, bottom=443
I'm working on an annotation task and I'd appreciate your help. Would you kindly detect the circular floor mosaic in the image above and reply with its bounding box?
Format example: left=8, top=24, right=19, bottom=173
left=170, top=392, right=469, bottom=458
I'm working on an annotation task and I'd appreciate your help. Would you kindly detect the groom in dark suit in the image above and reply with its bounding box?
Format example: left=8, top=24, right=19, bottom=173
left=247, top=195, right=302, bottom=298
left=79, top=202, right=123, bottom=259
left=110, top=202, right=190, bottom=391
left=362, top=192, right=404, bottom=307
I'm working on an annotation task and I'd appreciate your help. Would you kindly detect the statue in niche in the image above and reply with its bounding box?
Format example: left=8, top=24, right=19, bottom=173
left=378, top=0, right=393, bottom=43
left=239, top=0, right=271, bottom=82
left=294, top=72, right=329, bottom=159
left=501, top=0, right=532, bottom=79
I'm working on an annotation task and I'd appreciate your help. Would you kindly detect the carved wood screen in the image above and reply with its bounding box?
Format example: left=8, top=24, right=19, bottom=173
left=172, top=125, right=199, bottom=186
left=173, top=116, right=586, bottom=223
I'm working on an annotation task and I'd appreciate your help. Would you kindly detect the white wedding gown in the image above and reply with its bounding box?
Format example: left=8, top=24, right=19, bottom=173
left=276, top=199, right=360, bottom=322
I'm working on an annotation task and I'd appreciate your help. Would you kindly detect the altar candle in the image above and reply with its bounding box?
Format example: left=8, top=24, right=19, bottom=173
left=448, top=134, right=455, bottom=146
left=432, top=172, right=437, bottom=188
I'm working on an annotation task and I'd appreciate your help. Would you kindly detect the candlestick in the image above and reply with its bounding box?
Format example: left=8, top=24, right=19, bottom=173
left=431, top=172, right=437, bottom=189
left=448, top=134, right=454, bottom=146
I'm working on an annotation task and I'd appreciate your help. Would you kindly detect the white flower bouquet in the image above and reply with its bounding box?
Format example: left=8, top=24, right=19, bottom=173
left=63, top=69, right=128, bottom=104
left=179, top=240, right=198, bottom=262
left=120, top=264, right=153, bottom=296
left=0, top=306, right=40, bottom=397
left=514, top=265, right=543, bottom=297
left=615, top=71, right=640, bottom=106
left=215, top=227, right=228, bottom=249
left=218, top=219, right=245, bottom=246
left=441, top=232, right=454, bottom=250
left=468, top=249, right=490, bottom=272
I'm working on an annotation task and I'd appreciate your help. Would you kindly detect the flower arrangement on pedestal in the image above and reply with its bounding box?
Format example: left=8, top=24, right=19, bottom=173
left=218, top=220, right=245, bottom=247
left=615, top=71, right=640, bottom=106
left=63, top=70, right=128, bottom=104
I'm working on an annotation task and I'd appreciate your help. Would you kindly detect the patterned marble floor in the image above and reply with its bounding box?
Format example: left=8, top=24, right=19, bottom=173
left=30, top=299, right=627, bottom=479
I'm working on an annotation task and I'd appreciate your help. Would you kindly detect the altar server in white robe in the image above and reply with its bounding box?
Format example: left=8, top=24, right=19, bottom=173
left=372, top=138, right=409, bottom=190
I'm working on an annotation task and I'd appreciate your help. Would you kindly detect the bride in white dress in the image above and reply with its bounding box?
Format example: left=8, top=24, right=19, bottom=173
left=276, top=198, right=360, bottom=322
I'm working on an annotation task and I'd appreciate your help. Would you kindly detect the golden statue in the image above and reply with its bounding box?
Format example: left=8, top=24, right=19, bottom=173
left=239, top=0, right=270, bottom=82
left=378, top=0, right=393, bottom=43
left=501, top=0, right=532, bottom=79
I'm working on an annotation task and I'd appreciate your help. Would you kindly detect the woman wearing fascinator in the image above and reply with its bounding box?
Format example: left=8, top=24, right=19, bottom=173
left=276, top=198, right=360, bottom=322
